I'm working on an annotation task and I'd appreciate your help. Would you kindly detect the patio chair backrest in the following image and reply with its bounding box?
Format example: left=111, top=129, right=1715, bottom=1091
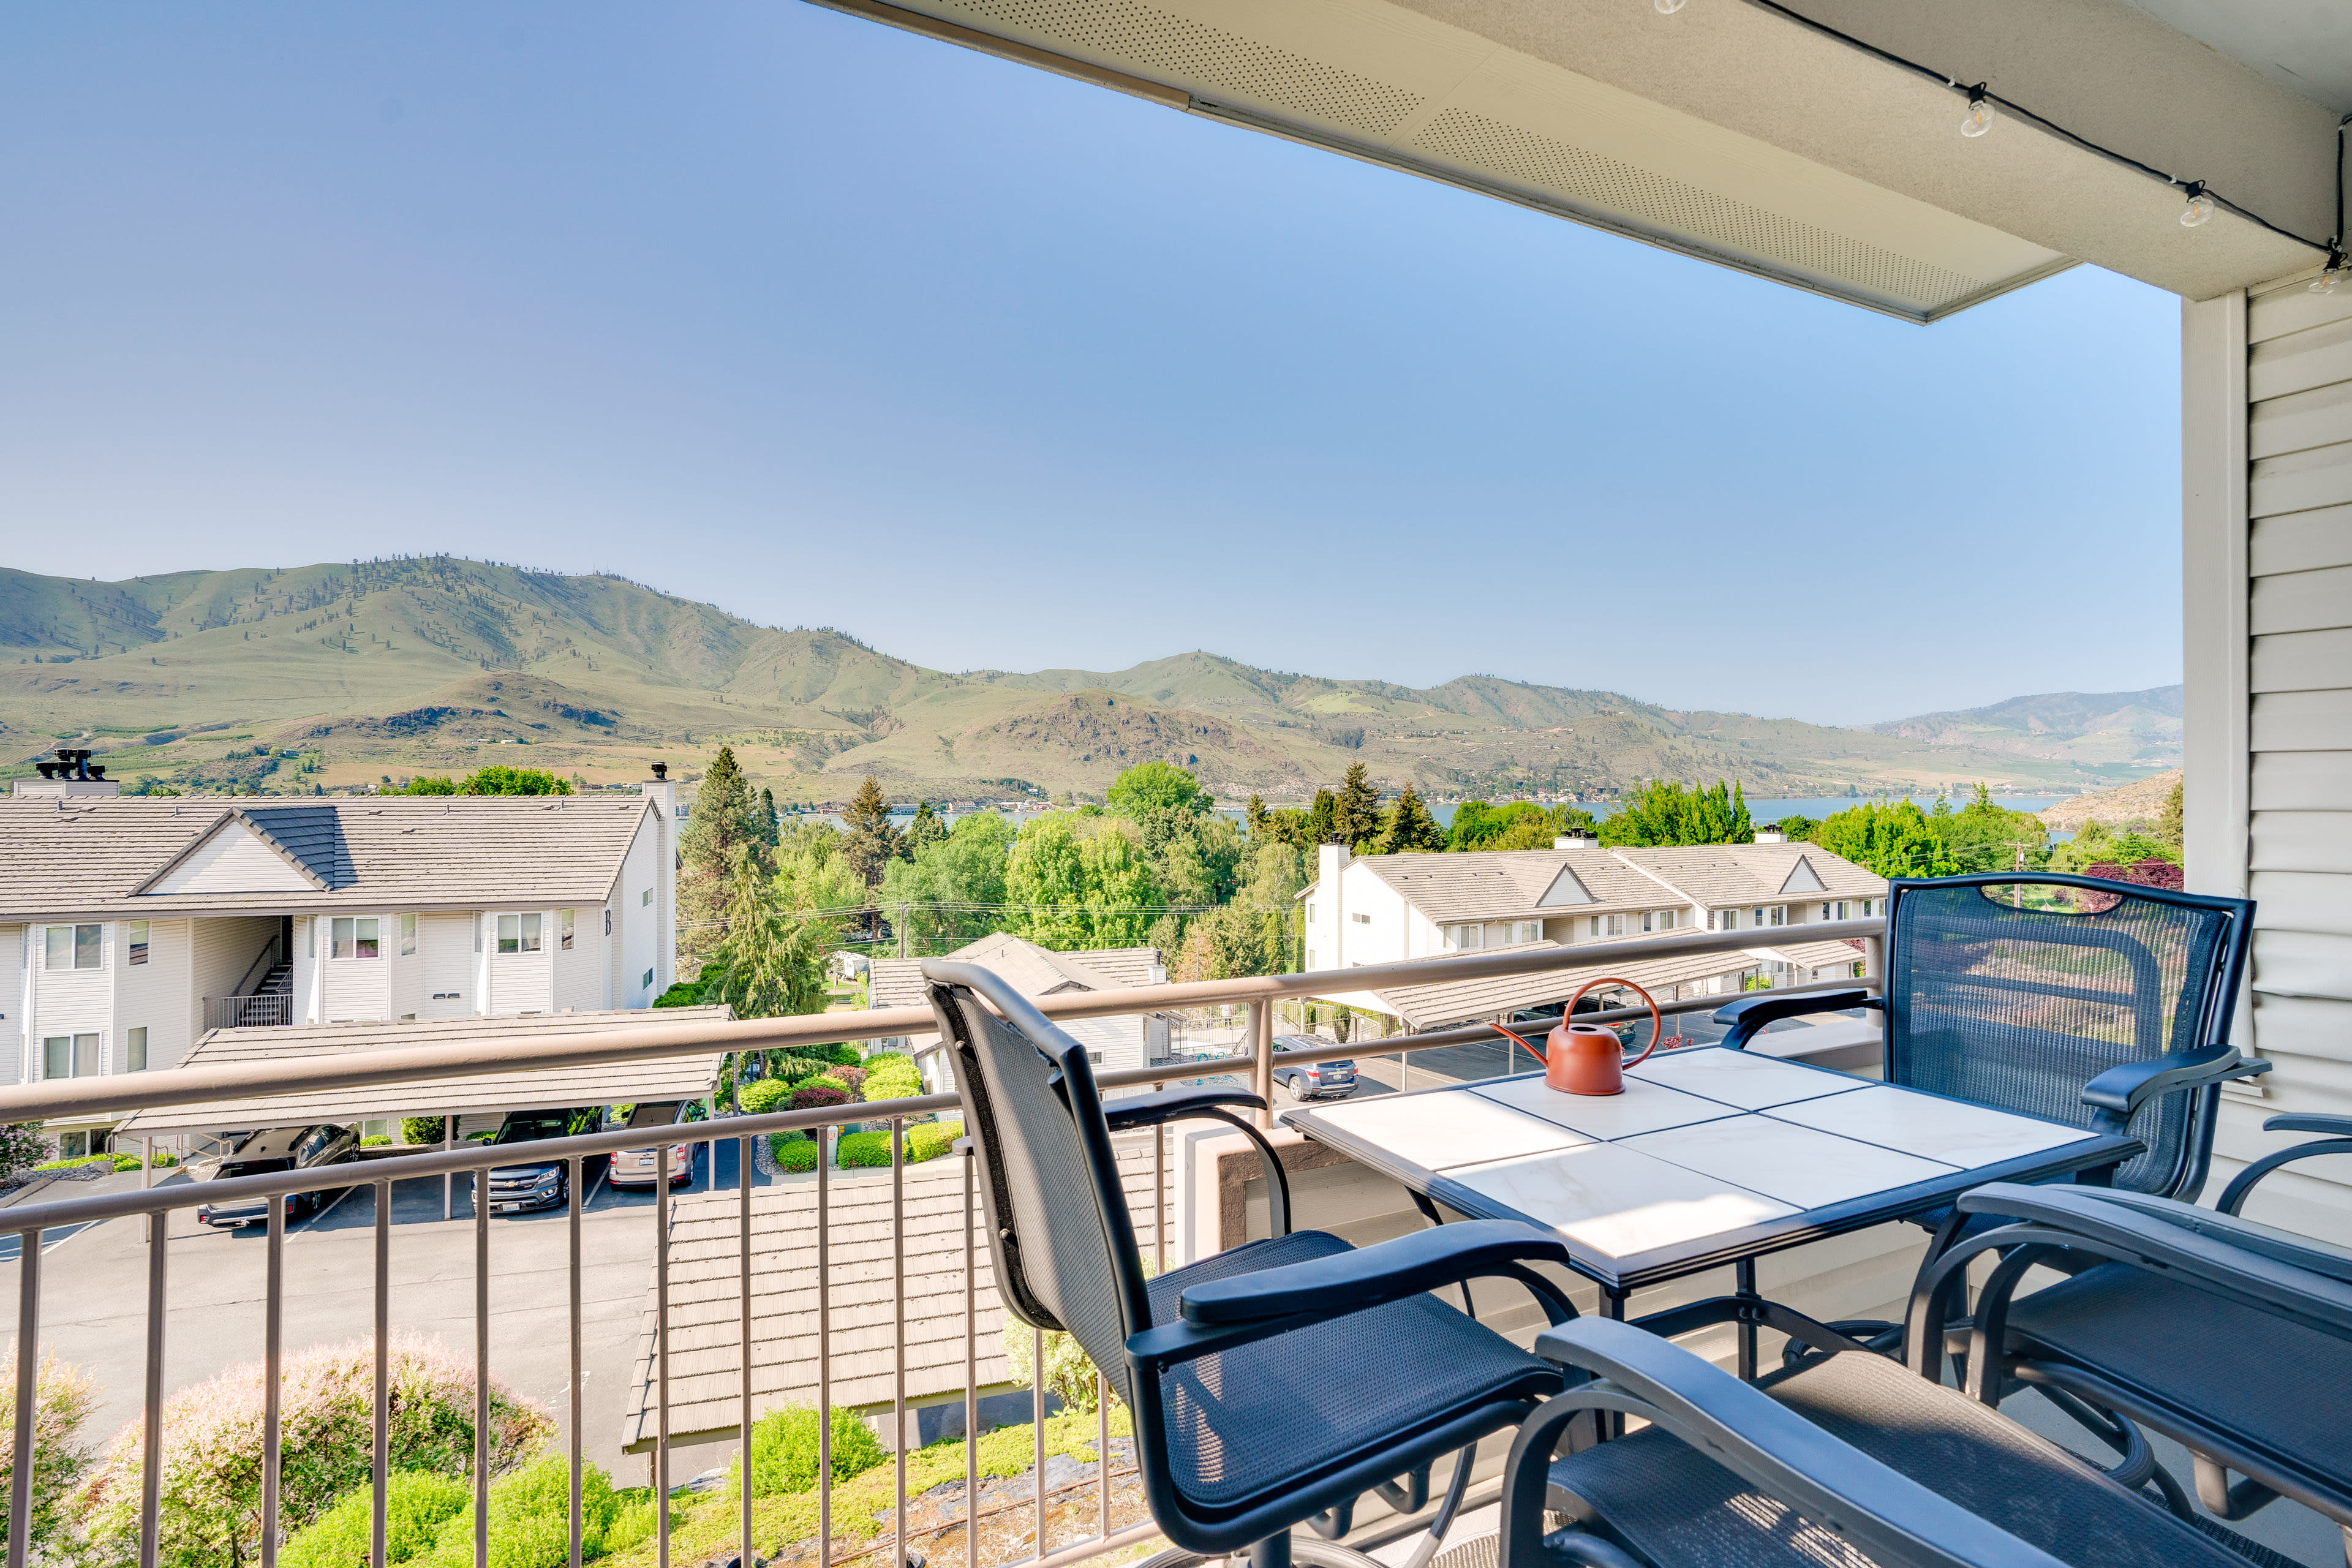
left=922, top=959, right=1152, bottom=1409
left=1883, top=874, right=2251, bottom=1199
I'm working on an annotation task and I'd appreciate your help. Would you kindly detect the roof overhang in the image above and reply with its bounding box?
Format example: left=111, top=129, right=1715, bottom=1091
left=815, top=0, right=2343, bottom=317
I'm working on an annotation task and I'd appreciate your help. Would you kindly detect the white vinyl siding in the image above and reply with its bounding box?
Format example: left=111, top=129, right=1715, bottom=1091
left=2191, top=276, right=2352, bottom=1243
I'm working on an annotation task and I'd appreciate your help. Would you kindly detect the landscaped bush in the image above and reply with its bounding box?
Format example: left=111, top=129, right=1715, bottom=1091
left=904, top=1120, right=963, bottom=1163
left=827, top=1044, right=862, bottom=1067
left=414, top=1450, right=627, bottom=1567
left=771, top=1136, right=818, bottom=1173
left=0, top=1350, right=97, bottom=1561
left=835, top=1131, right=894, bottom=1168
left=0, top=1121, right=51, bottom=1187
left=728, top=1404, right=885, bottom=1499
left=827, top=1066, right=869, bottom=1099
left=77, top=1332, right=552, bottom=1568
left=861, top=1054, right=924, bottom=1102
left=361, top=1135, right=393, bottom=1148
left=400, top=1117, right=448, bottom=1147
left=771, top=1051, right=841, bottom=1084
left=279, top=1469, right=469, bottom=1567
left=104, top=1149, right=182, bottom=1170
left=737, top=1077, right=793, bottom=1116
left=34, top=1154, right=114, bottom=1174
left=788, top=1084, right=849, bottom=1114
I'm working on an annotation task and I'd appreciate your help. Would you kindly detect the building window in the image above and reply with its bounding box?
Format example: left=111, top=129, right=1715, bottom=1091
left=1351, top=912, right=1371, bottom=925
left=642, top=889, right=653, bottom=907
left=1642, top=910, right=1677, bottom=933
left=1589, top=914, right=1626, bottom=938
left=1714, top=908, right=1737, bottom=931
left=1760, top=906, right=1785, bottom=928
left=127, top=921, right=150, bottom=966
left=401, top=913, right=417, bottom=956
left=497, top=913, right=543, bottom=955
left=560, top=911, right=575, bottom=951
left=127, top=1027, right=148, bottom=1072
left=1442, top=924, right=1483, bottom=952
left=43, top=1033, right=99, bottom=1079
left=43, top=925, right=102, bottom=971
left=641, top=967, right=654, bottom=989
left=332, top=918, right=380, bottom=960
left=1307, top=903, right=1317, bottom=923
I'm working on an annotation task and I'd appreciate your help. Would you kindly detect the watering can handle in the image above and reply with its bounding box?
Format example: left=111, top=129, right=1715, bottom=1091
left=1564, top=977, right=1664, bottom=1069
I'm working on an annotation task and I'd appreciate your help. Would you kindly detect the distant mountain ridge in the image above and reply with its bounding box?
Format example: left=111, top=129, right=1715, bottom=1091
left=1867, top=686, right=2182, bottom=769
left=0, top=560, right=2169, bottom=801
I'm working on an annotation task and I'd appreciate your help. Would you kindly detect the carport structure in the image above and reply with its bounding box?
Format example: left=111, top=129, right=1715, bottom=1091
left=116, top=1008, right=736, bottom=1216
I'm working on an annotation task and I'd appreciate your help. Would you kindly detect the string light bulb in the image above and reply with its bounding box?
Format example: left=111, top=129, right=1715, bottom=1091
left=2315, top=252, right=2348, bottom=296
left=1960, top=85, right=1995, bottom=138
left=2179, top=183, right=2214, bottom=227
left=1654, top=0, right=1687, bottom=12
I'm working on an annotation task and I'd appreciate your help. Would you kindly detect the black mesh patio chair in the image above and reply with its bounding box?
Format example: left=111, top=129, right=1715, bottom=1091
left=1714, top=872, right=2264, bottom=1357
left=1907, top=1177, right=2352, bottom=1553
left=1492, top=1312, right=2298, bottom=1568
left=923, top=959, right=1581, bottom=1568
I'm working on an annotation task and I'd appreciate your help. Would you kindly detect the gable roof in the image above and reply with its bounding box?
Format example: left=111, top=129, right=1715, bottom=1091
left=1611, top=843, right=1885, bottom=910
left=1350, top=939, right=1779, bottom=1031
left=1355, top=850, right=1670, bottom=923
left=0, top=796, right=655, bottom=921
left=868, top=934, right=1163, bottom=1011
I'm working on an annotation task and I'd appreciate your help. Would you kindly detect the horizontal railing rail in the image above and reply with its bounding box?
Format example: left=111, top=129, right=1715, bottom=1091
left=0, top=918, right=1887, bottom=1125
left=204, top=992, right=293, bottom=1031
left=0, top=921, right=1886, bottom=1568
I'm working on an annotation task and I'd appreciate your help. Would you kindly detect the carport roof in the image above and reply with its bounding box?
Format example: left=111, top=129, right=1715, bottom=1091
left=115, top=1008, right=734, bottom=1135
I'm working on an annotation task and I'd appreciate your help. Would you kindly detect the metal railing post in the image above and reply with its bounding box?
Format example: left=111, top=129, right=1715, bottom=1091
left=892, top=1118, right=908, bottom=1568
left=568, top=1158, right=584, bottom=1568
left=738, top=1136, right=753, bottom=1568
left=475, top=1175, right=490, bottom=1568
left=655, top=1133, right=671, bottom=1567
left=140, top=1210, right=166, bottom=1568
left=1248, top=1002, right=1273, bottom=1129
left=963, top=1144, right=979, bottom=1568
left=263, top=1199, right=284, bottom=1567
left=373, top=1180, right=391, bottom=1568
left=11, top=1226, right=40, bottom=1568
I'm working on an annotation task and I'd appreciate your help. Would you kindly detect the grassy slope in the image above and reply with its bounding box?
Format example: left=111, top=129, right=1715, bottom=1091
left=0, top=561, right=2157, bottom=801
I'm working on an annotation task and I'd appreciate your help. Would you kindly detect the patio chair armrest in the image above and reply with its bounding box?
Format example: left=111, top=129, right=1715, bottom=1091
left=1176, top=1218, right=1570, bottom=1324
left=1101, top=1087, right=1265, bottom=1131
left=2211, top=1114, right=2352, bottom=1218
left=1517, top=1319, right=2067, bottom=1568
left=1712, top=988, right=1875, bottom=1050
left=2081, top=1042, right=2268, bottom=1128
left=1952, top=1183, right=2352, bottom=1333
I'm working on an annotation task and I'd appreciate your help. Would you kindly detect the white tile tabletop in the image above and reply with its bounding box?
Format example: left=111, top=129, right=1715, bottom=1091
left=1617, top=1116, right=1958, bottom=1212
left=1472, top=1071, right=1741, bottom=1140
left=1305, top=1087, right=1589, bottom=1171
left=1767, top=1084, right=2090, bottom=1167
left=1626, top=1046, right=1869, bottom=1112
left=1446, top=1141, right=1797, bottom=1257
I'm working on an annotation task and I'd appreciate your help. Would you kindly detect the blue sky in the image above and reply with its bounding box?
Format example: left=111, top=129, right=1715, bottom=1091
left=1, top=4, right=2182, bottom=725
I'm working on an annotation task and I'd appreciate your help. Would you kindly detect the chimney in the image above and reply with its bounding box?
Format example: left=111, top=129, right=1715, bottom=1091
left=1553, top=829, right=1599, bottom=851
left=1753, top=826, right=1786, bottom=845
left=13, top=747, right=121, bottom=799
left=1316, top=843, right=1350, bottom=966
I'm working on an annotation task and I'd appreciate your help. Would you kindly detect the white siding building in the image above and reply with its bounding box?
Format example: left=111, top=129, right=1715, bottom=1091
left=1, top=778, right=682, bottom=1145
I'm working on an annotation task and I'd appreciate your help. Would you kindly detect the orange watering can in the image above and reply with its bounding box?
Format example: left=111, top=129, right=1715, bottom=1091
left=1495, top=976, right=1662, bottom=1096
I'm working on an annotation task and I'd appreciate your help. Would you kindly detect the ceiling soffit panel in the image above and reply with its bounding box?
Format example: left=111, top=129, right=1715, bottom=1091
left=842, top=0, right=2075, bottom=322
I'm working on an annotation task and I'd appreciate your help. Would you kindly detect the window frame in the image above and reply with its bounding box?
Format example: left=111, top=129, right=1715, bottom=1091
left=44, top=1032, right=100, bottom=1080
left=560, top=910, right=575, bottom=951
left=127, top=921, right=150, bottom=966
left=401, top=913, right=417, bottom=957
left=127, top=1026, right=148, bottom=1072
left=43, top=924, right=104, bottom=971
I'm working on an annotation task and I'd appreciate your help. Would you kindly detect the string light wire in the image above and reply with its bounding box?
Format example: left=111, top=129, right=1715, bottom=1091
left=1714, top=0, right=2336, bottom=256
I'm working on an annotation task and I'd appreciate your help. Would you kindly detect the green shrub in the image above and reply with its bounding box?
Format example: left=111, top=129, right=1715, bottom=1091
left=728, top=1404, right=885, bottom=1499
left=75, top=1332, right=552, bottom=1568
left=772, top=1052, right=841, bottom=1084
left=107, top=1149, right=182, bottom=1170
left=835, top=1131, right=894, bottom=1168
left=828, top=1044, right=863, bottom=1066
left=807, top=1074, right=849, bottom=1095
left=772, top=1136, right=818, bottom=1173
left=0, top=1350, right=97, bottom=1560
left=862, top=1069, right=924, bottom=1104
left=415, top=1451, right=622, bottom=1568
left=34, top=1154, right=114, bottom=1173
left=738, top=1078, right=791, bottom=1116
left=280, top=1470, right=469, bottom=1566
left=904, top=1120, right=963, bottom=1164
left=400, top=1117, right=448, bottom=1147
left=361, top=1135, right=392, bottom=1147
left=862, top=1051, right=914, bottom=1077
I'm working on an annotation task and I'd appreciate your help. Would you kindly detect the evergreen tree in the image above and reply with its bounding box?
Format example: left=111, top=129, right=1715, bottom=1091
left=2157, top=777, right=2183, bottom=854
left=759, top=786, right=780, bottom=848
left=839, top=776, right=902, bottom=889
left=677, top=747, right=771, bottom=968
left=701, top=847, right=837, bottom=1019
left=902, top=800, right=947, bottom=857
left=1378, top=783, right=1446, bottom=853
left=1333, top=763, right=1381, bottom=850
left=1303, top=789, right=1339, bottom=846
left=1245, top=794, right=1272, bottom=839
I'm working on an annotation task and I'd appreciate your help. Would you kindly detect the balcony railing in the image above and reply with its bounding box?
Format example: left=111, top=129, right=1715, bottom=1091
left=203, top=992, right=293, bottom=1030
left=0, top=919, right=1885, bottom=1568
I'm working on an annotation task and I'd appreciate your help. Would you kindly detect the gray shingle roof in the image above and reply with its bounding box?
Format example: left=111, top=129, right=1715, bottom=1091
left=1611, top=844, right=1885, bottom=910
left=1339, top=940, right=1773, bottom=1030
left=1358, top=850, right=1673, bottom=922
left=113, top=1007, right=734, bottom=1134
left=868, top=934, right=1162, bottom=1011
left=0, top=796, right=654, bottom=919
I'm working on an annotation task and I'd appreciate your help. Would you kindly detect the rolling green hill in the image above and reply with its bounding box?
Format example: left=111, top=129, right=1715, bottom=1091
left=0, top=560, right=2160, bottom=803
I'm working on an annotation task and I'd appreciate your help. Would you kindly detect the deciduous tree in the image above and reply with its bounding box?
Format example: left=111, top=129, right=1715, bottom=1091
left=1107, top=761, right=1210, bottom=818
left=1599, top=780, right=1754, bottom=847
left=1813, top=800, right=1960, bottom=878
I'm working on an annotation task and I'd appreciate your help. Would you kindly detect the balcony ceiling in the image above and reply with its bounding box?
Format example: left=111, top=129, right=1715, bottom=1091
left=821, top=0, right=2343, bottom=320
left=2121, top=0, right=2352, bottom=116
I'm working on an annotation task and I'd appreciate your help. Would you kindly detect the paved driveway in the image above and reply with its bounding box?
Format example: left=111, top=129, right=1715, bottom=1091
left=0, top=1137, right=764, bottom=1480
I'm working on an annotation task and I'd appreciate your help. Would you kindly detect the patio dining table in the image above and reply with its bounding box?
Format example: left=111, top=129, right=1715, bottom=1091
left=1280, top=1044, right=2141, bottom=1376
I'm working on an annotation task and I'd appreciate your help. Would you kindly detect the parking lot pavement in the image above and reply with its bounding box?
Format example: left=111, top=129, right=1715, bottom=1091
left=0, top=1133, right=768, bottom=1480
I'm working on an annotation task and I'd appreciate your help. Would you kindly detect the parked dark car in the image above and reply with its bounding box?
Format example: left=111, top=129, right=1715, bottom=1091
left=197, top=1124, right=360, bottom=1228
left=482, top=1107, right=602, bottom=1214
left=1270, top=1035, right=1357, bottom=1101
left=606, top=1100, right=707, bottom=1190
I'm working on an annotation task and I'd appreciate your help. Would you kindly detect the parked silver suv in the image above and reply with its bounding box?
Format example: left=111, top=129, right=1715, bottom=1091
left=1270, top=1035, right=1358, bottom=1101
